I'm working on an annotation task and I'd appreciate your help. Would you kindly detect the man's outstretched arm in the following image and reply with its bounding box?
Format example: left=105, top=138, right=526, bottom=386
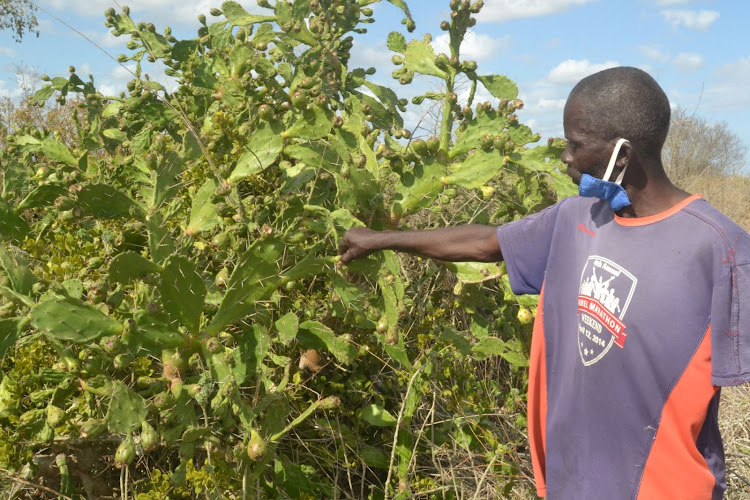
left=338, top=225, right=503, bottom=265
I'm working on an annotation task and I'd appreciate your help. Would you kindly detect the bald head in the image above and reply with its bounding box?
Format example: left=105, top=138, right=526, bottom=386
left=567, top=67, right=671, bottom=156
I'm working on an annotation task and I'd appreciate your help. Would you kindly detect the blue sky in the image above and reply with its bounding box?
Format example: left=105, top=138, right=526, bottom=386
left=0, top=0, right=747, bottom=164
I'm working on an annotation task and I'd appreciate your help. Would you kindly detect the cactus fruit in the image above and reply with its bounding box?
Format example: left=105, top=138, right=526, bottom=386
left=246, top=429, right=266, bottom=460
left=115, top=435, right=136, bottom=467
left=47, top=405, right=66, bottom=427
left=140, top=421, right=159, bottom=451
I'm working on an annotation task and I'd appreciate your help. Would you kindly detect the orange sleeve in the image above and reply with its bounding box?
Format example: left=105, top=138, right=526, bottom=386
left=527, top=286, right=548, bottom=498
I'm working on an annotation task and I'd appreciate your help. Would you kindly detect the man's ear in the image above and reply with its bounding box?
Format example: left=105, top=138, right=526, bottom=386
left=616, top=140, right=632, bottom=168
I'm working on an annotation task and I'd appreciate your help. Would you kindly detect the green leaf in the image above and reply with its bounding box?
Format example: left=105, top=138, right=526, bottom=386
left=548, top=170, right=578, bottom=199
left=274, top=312, right=298, bottom=346
left=2, top=160, right=30, bottom=200
left=501, top=348, right=530, bottom=367
left=393, top=156, right=446, bottom=217
left=361, top=445, right=390, bottom=469
left=138, top=30, right=171, bottom=58
left=472, top=337, right=506, bottom=358
left=0, top=248, right=34, bottom=296
left=470, top=315, right=490, bottom=339
left=298, top=320, right=356, bottom=364
left=478, top=75, right=519, bottom=101
left=16, top=184, right=67, bottom=211
left=387, top=31, right=407, bottom=53
left=77, top=184, right=146, bottom=220
left=281, top=107, right=332, bottom=140
left=101, top=101, right=123, bottom=118
left=109, top=252, right=162, bottom=284
left=102, top=128, right=128, bottom=142
left=451, top=108, right=510, bottom=159
left=512, top=145, right=564, bottom=173
left=233, top=324, right=270, bottom=385
left=181, top=130, right=202, bottom=162
left=362, top=81, right=405, bottom=128
left=222, top=1, right=276, bottom=25
left=446, top=150, right=501, bottom=189
left=0, top=318, right=23, bottom=362
left=61, top=279, right=83, bottom=299
left=41, top=138, right=77, bottom=166
left=0, top=200, right=30, bottom=243
left=130, top=310, right=189, bottom=355
left=159, top=255, right=206, bottom=335
left=106, top=381, right=147, bottom=434
left=206, top=237, right=284, bottom=335
left=441, top=261, right=504, bottom=283
left=274, top=1, right=316, bottom=46
left=361, top=403, right=397, bottom=427
left=355, top=91, right=403, bottom=130
left=229, top=122, right=283, bottom=183
left=31, top=296, right=123, bottom=343
left=153, top=151, right=182, bottom=209
left=402, top=38, right=446, bottom=78
left=32, top=85, right=55, bottom=105
left=147, top=212, right=175, bottom=266
left=286, top=141, right=342, bottom=170
left=186, top=179, right=220, bottom=236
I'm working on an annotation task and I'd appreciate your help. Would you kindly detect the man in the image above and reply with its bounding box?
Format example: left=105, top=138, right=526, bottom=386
left=338, top=67, right=750, bottom=499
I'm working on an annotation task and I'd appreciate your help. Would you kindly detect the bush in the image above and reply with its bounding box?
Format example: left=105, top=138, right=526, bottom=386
left=0, top=1, right=572, bottom=497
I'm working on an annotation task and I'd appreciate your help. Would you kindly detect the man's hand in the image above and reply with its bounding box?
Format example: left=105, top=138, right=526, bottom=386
left=338, top=227, right=381, bottom=265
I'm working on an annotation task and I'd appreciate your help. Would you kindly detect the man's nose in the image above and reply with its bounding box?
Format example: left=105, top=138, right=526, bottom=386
left=561, top=148, right=572, bottom=164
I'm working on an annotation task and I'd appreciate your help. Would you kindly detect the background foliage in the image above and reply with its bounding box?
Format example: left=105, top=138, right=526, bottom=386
left=0, top=1, right=568, bottom=497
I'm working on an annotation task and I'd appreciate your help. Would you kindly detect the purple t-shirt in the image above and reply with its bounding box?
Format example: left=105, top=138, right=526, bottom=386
left=497, top=194, right=750, bottom=499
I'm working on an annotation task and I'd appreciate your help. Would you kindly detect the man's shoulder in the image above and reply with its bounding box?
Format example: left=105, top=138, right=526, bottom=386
left=682, top=198, right=750, bottom=264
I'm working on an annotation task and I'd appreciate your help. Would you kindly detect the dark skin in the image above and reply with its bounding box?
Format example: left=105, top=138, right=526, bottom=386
left=338, top=95, right=691, bottom=265
left=561, top=95, right=690, bottom=219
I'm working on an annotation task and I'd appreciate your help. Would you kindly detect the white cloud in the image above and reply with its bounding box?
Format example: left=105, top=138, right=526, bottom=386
left=350, top=41, right=394, bottom=70
left=431, top=32, right=512, bottom=62
left=111, top=63, right=138, bottom=80
left=533, top=97, right=567, bottom=112
left=639, top=44, right=670, bottom=63
left=0, top=47, right=19, bottom=57
left=477, top=0, right=598, bottom=23
left=671, top=52, right=703, bottom=71
left=660, top=9, right=719, bottom=30
left=545, top=59, right=619, bottom=85
left=704, top=56, right=750, bottom=112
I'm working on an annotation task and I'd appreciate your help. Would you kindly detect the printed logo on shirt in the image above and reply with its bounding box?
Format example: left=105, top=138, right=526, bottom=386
left=577, top=256, right=637, bottom=366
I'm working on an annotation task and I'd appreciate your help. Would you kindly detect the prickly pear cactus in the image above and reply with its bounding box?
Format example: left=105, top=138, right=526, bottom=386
left=0, top=0, right=570, bottom=497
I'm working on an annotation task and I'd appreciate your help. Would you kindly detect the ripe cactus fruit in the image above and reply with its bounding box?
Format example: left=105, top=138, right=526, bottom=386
left=115, top=435, right=136, bottom=467
left=246, top=429, right=266, bottom=461
left=100, top=335, right=124, bottom=355
left=320, top=396, right=341, bottom=410
left=203, top=335, right=223, bottom=354
left=46, top=405, right=66, bottom=427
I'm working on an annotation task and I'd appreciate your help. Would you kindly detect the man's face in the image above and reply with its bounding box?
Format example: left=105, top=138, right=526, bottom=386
left=560, top=97, right=614, bottom=185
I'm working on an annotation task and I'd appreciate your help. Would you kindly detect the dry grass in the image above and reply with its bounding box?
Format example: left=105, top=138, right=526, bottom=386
left=721, top=381, right=750, bottom=498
